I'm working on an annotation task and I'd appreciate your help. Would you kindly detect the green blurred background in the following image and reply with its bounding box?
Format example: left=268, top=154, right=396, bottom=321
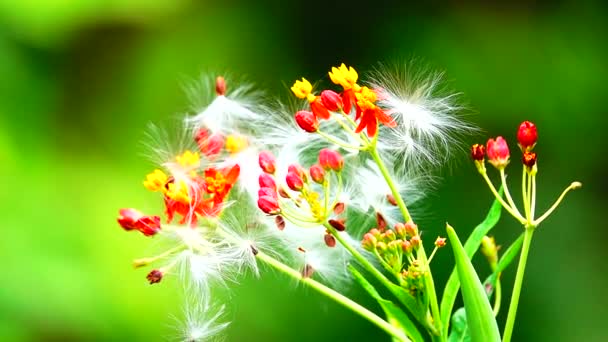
left=1, top=0, right=606, bottom=341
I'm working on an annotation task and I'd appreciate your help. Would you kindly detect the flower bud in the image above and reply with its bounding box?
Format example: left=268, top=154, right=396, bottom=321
left=258, top=187, right=276, bottom=199
left=117, top=208, right=161, bottom=236
left=435, top=237, right=447, bottom=248
left=319, top=148, right=344, bottom=172
left=410, top=235, right=421, bottom=249
left=394, top=222, right=406, bottom=238
left=403, top=222, right=418, bottom=237
left=401, top=240, right=412, bottom=254
left=295, top=110, right=318, bottom=133
left=486, top=136, right=510, bottom=169
left=385, top=229, right=396, bottom=241
left=309, top=164, right=325, bottom=184
left=286, top=172, right=304, bottom=191
left=481, top=236, right=498, bottom=266
left=288, top=164, right=307, bottom=182
left=328, top=218, right=346, bottom=231
left=258, top=196, right=280, bottom=215
left=324, top=233, right=336, bottom=247
left=471, top=144, right=485, bottom=161
left=195, top=129, right=224, bottom=158
left=522, top=151, right=537, bottom=168
left=146, top=269, right=163, bottom=284
left=215, top=76, right=226, bottom=96
left=258, top=173, right=276, bottom=191
left=369, top=228, right=381, bottom=239
left=362, top=233, right=377, bottom=251
left=517, top=121, right=537, bottom=151
left=320, top=90, right=343, bottom=111
left=258, top=151, right=276, bottom=174
left=278, top=187, right=290, bottom=198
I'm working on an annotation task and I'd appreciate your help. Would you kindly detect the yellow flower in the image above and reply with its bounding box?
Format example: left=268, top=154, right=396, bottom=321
left=291, top=78, right=316, bottom=102
left=355, top=86, right=378, bottom=111
left=225, top=134, right=248, bottom=154
left=143, top=169, right=168, bottom=192
left=328, top=63, right=359, bottom=90
left=176, top=150, right=200, bottom=168
left=165, top=180, right=191, bottom=204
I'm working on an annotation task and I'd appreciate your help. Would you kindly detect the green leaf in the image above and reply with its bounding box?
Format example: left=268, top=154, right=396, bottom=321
left=447, top=307, right=471, bottom=342
left=440, top=193, right=503, bottom=337
left=349, top=265, right=425, bottom=342
left=446, top=224, right=501, bottom=342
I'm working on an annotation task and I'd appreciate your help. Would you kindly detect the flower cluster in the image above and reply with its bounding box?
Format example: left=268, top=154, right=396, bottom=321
left=115, top=63, right=579, bottom=342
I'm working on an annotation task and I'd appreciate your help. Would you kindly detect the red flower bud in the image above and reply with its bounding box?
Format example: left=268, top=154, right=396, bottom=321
left=435, top=237, right=447, bottom=248
left=286, top=172, right=304, bottom=191
left=362, top=233, right=377, bottom=251
left=471, top=144, right=485, bottom=161
left=215, top=76, right=227, bottom=96
left=320, top=90, right=343, bottom=112
left=258, top=196, right=280, bottom=215
left=386, top=194, right=397, bottom=206
left=403, top=222, right=418, bottom=237
left=401, top=240, right=412, bottom=253
left=324, top=233, right=336, bottom=247
left=517, top=121, right=537, bottom=151
left=410, top=235, right=421, bottom=249
left=288, top=164, right=307, bottom=182
left=258, top=174, right=276, bottom=191
left=486, top=136, right=510, bottom=169
left=295, top=110, right=318, bottom=133
left=258, top=151, right=276, bottom=174
left=146, top=269, right=163, bottom=284
left=258, top=187, right=277, bottom=199
left=318, top=149, right=344, bottom=172
left=522, top=151, right=537, bottom=168
left=309, top=164, right=325, bottom=184
left=117, top=208, right=161, bottom=236
left=195, top=128, right=224, bottom=158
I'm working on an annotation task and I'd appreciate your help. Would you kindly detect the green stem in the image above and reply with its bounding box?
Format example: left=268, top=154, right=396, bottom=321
left=318, top=130, right=365, bottom=150
left=369, top=148, right=412, bottom=223
left=533, top=182, right=581, bottom=226
left=500, top=169, right=523, bottom=219
left=215, top=227, right=408, bottom=341
left=493, top=277, right=502, bottom=316
left=256, top=251, right=409, bottom=341
left=531, top=175, right=537, bottom=219
left=502, top=227, right=534, bottom=342
left=522, top=166, right=530, bottom=221
left=481, top=171, right=527, bottom=224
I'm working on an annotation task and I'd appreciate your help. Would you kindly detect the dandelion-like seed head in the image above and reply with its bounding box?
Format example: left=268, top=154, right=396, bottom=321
left=368, top=63, right=476, bottom=172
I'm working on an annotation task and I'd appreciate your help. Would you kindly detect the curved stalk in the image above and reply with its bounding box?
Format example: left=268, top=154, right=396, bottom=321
left=502, top=227, right=534, bottom=342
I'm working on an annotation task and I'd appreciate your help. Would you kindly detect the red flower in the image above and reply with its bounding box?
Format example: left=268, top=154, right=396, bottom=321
left=353, top=87, right=396, bottom=137
left=517, top=121, right=538, bottom=151
left=342, top=88, right=356, bottom=114
left=310, top=98, right=330, bottom=120
left=258, top=195, right=280, bottom=215
left=486, top=137, right=510, bottom=169
left=320, top=90, right=343, bottom=112
left=117, top=208, right=161, bottom=236
left=203, top=164, right=240, bottom=202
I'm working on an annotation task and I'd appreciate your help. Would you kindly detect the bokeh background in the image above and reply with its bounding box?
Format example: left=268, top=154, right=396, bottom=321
left=1, top=0, right=606, bottom=341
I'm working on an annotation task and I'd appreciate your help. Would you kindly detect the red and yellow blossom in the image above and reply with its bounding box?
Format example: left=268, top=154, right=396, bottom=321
left=328, top=63, right=361, bottom=113
left=290, top=78, right=330, bottom=119
left=353, top=86, right=396, bottom=137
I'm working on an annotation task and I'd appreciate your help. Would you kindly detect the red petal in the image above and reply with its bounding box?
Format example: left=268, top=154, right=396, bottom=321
left=311, top=100, right=330, bottom=120
left=375, top=108, right=396, bottom=127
